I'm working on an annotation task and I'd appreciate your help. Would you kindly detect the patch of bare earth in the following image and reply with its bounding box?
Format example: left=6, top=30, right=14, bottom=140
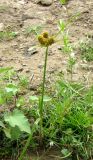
left=0, top=0, right=93, bottom=86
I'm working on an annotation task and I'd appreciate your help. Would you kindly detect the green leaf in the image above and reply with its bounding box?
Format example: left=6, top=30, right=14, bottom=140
left=10, top=126, right=21, bottom=140
left=60, top=0, right=67, bottom=5
left=43, top=96, right=52, bottom=102
left=0, top=95, right=5, bottom=105
left=4, top=109, right=31, bottom=134
left=5, top=83, right=18, bottom=95
left=0, top=121, right=5, bottom=128
left=0, top=67, right=12, bottom=74
left=16, top=97, right=25, bottom=107
left=29, top=96, right=39, bottom=102
left=58, top=20, right=66, bottom=32
left=61, top=148, right=71, bottom=157
left=4, top=128, right=11, bottom=139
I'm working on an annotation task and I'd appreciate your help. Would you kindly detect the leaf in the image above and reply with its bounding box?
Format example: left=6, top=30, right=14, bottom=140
left=10, top=126, right=21, bottom=140
left=4, top=128, right=11, bottom=139
left=5, top=84, right=18, bottom=95
left=16, top=97, right=25, bottom=107
left=43, top=96, right=52, bottom=102
left=0, top=95, right=5, bottom=105
left=61, top=148, right=71, bottom=156
left=58, top=20, right=66, bottom=32
left=0, top=121, right=5, bottom=128
left=4, top=109, right=31, bottom=134
left=60, top=0, right=66, bottom=5
left=0, top=67, right=12, bottom=74
left=29, top=96, right=39, bottom=102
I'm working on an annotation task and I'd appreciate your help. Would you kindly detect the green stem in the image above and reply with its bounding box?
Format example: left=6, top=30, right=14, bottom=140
left=18, top=133, right=32, bottom=160
left=39, top=46, right=49, bottom=138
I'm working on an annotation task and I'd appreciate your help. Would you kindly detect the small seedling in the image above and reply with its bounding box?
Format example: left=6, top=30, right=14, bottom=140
left=80, top=38, right=93, bottom=61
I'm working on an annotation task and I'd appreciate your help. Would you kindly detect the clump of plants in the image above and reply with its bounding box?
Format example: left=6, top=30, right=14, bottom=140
left=0, top=18, right=93, bottom=160
left=79, top=37, right=93, bottom=61
left=60, top=0, right=69, bottom=5
left=0, top=67, right=93, bottom=160
left=0, top=31, right=18, bottom=41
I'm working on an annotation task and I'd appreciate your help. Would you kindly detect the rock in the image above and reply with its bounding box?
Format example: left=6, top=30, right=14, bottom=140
left=0, top=23, right=4, bottom=31
left=37, top=0, right=53, bottom=6
left=18, top=0, right=26, bottom=5
left=16, top=67, right=23, bottom=72
left=38, top=64, right=43, bottom=69
left=29, top=85, right=38, bottom=91
left=27, top=46, right=38, bottom=56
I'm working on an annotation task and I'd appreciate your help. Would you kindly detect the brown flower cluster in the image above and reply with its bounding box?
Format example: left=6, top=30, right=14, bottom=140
left=38, top=32, right=55, bottom=47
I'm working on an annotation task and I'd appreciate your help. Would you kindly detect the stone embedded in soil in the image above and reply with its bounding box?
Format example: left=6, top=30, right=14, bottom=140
left=0, top=23, right=4, bottom=31
left=16, top=67, right=23, bottom=72
left=27, top=47, right=38, bottom=56
left=37, top=0, right=53, bottom=6
left=38, top=64, right=44, bottom=69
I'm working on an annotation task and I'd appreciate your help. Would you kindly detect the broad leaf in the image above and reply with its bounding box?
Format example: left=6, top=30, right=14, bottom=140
left=4, top=109, right=31, bottom=134
left=5, top=84, right=18, bottom=95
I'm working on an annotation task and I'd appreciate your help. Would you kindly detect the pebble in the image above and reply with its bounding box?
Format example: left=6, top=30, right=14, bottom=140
left=28, top=47, right=38, bottom=56
left=0, top=23, right=4, bottom=31
left=38, top=64, right=43, bottom=69
left=37, top=0, right=53, bottom=6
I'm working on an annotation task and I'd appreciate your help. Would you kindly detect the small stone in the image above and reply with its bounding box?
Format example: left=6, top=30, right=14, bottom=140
left=38, top=64, right=43, bottom=69
left=26, top=69, right=30, bottom=73
left=18, top=0, right=25, bottom=5
left=37, top=0, right=53, bottom=6
left=29, top=85, right=38, bottom=91
left=22, top=63, right=27, bottom=66
left=28, top=46, right=38, bottom=56
left=0, top=23, right=4, bottom=31
left=16, top=67, right=23, bottom=72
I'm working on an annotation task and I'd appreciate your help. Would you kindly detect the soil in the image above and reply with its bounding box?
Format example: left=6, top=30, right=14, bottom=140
left=0, top=0, right=93, bottom=90
left=0, top=1, right=93, bottom=158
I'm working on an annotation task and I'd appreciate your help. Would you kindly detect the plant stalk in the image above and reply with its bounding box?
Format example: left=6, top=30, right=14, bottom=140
left=39, top=46, right=49, bottom=138
left=18, top=133, right=32, bottom=160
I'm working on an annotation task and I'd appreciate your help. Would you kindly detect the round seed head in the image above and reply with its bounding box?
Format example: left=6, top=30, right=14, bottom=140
left=48, top=37, right=55, bottom=45
left=38, top=35, right=45, bottom=45
left=43, top=32, right=49, bottom=38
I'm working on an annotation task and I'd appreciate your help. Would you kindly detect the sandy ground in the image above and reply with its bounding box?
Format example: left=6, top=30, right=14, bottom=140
left=0, top=0, right=93, bottom=89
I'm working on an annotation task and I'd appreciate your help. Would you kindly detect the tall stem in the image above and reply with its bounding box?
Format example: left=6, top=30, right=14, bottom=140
left=39, top=46, right=48, bottom=137
left=18, top=132, right=33, bottom=160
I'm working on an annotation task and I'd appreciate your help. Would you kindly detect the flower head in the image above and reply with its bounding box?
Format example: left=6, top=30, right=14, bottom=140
left=38, top=32, right=55, bottom=47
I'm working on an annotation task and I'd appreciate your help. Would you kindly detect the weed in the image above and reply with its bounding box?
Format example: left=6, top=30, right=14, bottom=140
left=0, top=5, right=9, bottom=13
left=0, top=31, right=18, bottom=41
left=58, top=20, right=76, bottom=81
left=24, top=25, right=43, bottom=36
left=59, top=0, right=69, bottom=5
left=80, top=38, right=93, bottom=61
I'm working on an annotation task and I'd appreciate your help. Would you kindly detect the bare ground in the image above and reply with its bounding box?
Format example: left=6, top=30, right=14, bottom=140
left=0, top=0, right=93, bottom=89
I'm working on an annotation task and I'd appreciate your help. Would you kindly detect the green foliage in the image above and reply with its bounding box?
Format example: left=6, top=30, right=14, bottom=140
left=4, top=109, right=31, bottom=134
left=0, top=67, right=93, bottom=159
left=60, top=0, right=68, bottom=5
left=0, top=109, right=31, bottom=140
left=58, top=20, right=76, bottom=80
left=25, top=25, right=43, bottom=36
left=80, top=38, right=93, bottom=61
left=0, top=31, right=18, bottom=41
